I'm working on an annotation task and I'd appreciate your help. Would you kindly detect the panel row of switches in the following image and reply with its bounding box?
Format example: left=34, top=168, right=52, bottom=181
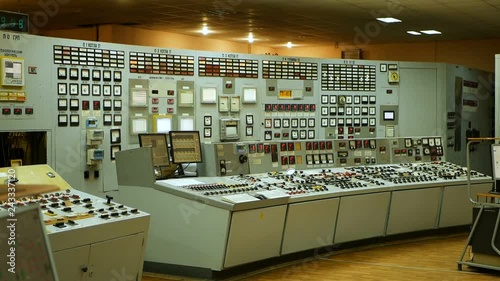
left=2, top=107, right=34, bottom=115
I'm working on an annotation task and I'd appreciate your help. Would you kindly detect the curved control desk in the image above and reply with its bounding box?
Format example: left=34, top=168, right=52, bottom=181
left=123, top=161, right=491, bottom=278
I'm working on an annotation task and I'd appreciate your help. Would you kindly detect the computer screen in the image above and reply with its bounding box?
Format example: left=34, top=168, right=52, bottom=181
left=138, top=133, right=170, bottom=166
left=169, top=131, right=203, bottom=164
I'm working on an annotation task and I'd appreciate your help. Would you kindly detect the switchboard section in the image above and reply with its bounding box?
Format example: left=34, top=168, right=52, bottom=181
left=0, top=165, right=150, bottom=280
left=145, top=159, right=492, bottom=275
left=0, top=31, right=494, bottom=197
left=199, top=136, right=445, bottom=176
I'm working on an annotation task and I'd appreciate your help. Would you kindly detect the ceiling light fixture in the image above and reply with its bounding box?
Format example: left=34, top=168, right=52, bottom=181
left=420, top=30, right=441, bottom=35
left=286, top=41, right=293, bottom=48
left=248, top=33, right=254, bottom=43
left=201, top=25, right=210, bottom=35
left=376, top=17, right=402, bottom=23
left=407, top=31, right=421, bottom=35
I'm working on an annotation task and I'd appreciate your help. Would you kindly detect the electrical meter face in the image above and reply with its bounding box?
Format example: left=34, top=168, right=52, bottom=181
left=429, top=138, right=435, bottom=147
left=246, top=115, right=253, bottom=125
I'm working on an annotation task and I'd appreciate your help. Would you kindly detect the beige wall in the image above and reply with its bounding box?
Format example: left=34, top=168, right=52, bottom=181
left=40, top=27, right=98, bottom=41
left=277, top=40, right=500, bottom=72
left=40, top=25, right=277, bottom=55
left=40, top=25, right=499, bottom=72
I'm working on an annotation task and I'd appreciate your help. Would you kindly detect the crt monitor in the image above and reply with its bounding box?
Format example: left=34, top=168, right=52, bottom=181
left=138, top=133, right=170, bottom=167
left=169, top=131, right=203, bottom=176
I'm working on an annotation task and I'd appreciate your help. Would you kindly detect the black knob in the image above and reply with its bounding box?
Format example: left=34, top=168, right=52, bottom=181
left=106, top=195, right=113, bottom=204
left=81, top=266, right=88, bottom=273
left=239, top=154, right=248, bottom=163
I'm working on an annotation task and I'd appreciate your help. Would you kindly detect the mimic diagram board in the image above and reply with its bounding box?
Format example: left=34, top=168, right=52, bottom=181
left=0, top=31, right=493, bottom=195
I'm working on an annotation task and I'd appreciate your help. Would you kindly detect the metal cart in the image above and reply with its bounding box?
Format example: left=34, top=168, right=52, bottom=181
left=457, top=137, right=500, bottom=271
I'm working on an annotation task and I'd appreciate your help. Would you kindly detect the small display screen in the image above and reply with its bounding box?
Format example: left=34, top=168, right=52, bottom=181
left=0, top=11, right=29, bottom=33
left=139, top=133, right=170, bottom=166
left=383, top=111, right=395, bottom=121
left=169, top=131, right=203, bottom=164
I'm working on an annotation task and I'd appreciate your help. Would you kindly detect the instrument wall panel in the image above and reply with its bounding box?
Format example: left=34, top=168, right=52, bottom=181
left=496, top=54, right=500, bottom=138
left=49, top=38, right=130, bottom=195
left=234, top=78, right=263, bottom=142
left=445, top=64, right=493, bottom=175
left=319, top=60, right=395, bottom=140
left=196, top=76, right=262, bottom=142
left=54, top=126, right=84, bottom=189
left=196, top=77, right=223, bottom=141
left=0, top=36, right=54, bottom=130
left=0, top=31, right=493, bottom=198
left=199, top=142, right=250, bottom=176
left=248, top=146, right=276, bottom=173
left=259, top=58, right=320, bottom=143
left=398, top=68, right=438, bottom=137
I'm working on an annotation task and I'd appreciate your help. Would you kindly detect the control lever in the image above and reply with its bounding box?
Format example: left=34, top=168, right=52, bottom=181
left=106, top=195, right=113, bottom=205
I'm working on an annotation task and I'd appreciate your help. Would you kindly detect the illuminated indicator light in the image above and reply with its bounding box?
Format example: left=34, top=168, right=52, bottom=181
left=82, top=101, right=90, bottom=110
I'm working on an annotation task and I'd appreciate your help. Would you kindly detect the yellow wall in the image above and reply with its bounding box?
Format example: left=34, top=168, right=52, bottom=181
left=40, top=25, right=499, bottom=72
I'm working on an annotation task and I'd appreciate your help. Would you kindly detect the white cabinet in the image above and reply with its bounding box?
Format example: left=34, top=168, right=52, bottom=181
left=53, top=245, right=90, bottom=281
left=53, top=233, right=144, bottom=280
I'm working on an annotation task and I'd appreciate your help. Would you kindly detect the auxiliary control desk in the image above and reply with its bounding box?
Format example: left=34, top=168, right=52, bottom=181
left=116, top=136, right=493, bottom=278
left=0, top=165, right=150, bottom=281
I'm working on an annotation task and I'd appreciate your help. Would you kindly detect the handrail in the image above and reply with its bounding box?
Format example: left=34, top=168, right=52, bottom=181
left=466, top=137, right=500, bottom=205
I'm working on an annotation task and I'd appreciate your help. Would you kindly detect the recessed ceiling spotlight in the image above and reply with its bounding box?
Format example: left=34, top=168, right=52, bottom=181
left=407, top=31, right=421, bottom=35
left=248, top=33, right=254, bottom=43
left=421, top=30, right=441, bottom=35
left=376, top=17, right=402, bottom=23
left=286, top=41, right=293, bottom=48
left=201, top=25, right=210, bottom=35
